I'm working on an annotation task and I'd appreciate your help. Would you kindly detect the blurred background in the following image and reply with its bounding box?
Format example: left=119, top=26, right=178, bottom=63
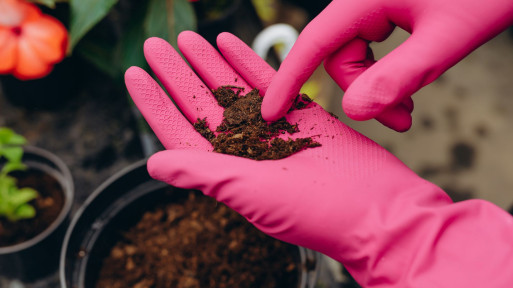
left=1, top=0, right=513, bottom=287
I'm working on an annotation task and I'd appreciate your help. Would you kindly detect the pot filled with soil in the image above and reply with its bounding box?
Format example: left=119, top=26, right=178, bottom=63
left=0, top=137, right=74, bottom=282
left=60, top=159, right=321, bottom=288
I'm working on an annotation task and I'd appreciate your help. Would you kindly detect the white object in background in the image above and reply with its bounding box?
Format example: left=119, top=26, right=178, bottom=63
left=252, top=24, right=298, bottom=62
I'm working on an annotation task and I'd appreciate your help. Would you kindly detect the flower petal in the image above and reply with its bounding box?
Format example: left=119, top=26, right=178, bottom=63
left=0, top=28, right=18, bottom=73
left=0, top=0, right=41, bottom=27
left=13, top=36, right=53, bottom=80
left=22, top=14, right=68, bottom=64
left=22, top=1, right=42, bottom=23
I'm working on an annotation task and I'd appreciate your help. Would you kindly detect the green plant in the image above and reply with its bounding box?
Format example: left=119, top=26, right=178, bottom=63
left=0, top=128, right=38, bottom=222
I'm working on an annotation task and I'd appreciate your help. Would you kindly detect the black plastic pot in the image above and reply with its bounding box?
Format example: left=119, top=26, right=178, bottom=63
left=60, top=159, right=321, bottom=288
left=0, top=146, right=74, bottom=282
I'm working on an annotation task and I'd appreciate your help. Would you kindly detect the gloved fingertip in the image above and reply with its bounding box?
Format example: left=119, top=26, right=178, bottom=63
left=376, top=107, right=412, bottom=132
left=124, top=66, right=141, bottom=79
left=344, top=110, right=374, bottom=121
left=177, top=30, right=197, bottom=39
left=144, top=37, right=166, bottom=51
left=342, top=83, right=397, bottom=121
left=124, top=66, right=150, bottom=88
left=403, top=97, right=414, bottom=113
left=147, top=151, right=169, bottom=182
left=177, top=30, right=201, bottom=49
left=342, top=102, right=375, bottom=121
left=390, top=120, right=412, bottom=133
left=261, top=79, right=299, bottom=122
left=216, top=32, right=236, bottom=43
left=144, top=36, right=164, bottom=43
left=261, top=96, right=286, bottom=122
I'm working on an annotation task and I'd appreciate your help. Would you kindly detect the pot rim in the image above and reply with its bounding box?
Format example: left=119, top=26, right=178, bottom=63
left=0, top=145, right=74, bottom=254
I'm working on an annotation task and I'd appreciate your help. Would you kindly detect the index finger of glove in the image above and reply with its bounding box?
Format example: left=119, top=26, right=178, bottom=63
left=261, top=1, right=392, bottom=122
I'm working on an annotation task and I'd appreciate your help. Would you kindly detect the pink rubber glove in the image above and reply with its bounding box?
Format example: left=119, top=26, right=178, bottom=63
left=262, top=0, right=513, bottom=131
left=125, top=32, right=513, bottom=287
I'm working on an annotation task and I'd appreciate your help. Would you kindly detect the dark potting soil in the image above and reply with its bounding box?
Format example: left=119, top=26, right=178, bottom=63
left=0, top=169, right=65, bottom=247
left=194, top=87, right=320, bottom=160
left=96, top=192, right=299, bottom=288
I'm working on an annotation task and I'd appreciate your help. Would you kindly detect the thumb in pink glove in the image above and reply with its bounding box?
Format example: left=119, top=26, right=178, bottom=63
left=261, top=0, right=513, bottom=131
left=125, top=31, right=513, bottom=287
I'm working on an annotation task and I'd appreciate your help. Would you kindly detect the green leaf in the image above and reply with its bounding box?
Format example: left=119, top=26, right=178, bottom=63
left=9, top=188, right=38, bottom=206
left=0, top=147, right=24, bottom=164
left=0, top=128, right=26, bottom=146
left=119, top=1, right=151, bottom=74
left=76, top=40, right=120, bottom=78
left=1, top=162, right=26, bottom=175
left=0, top=128, right=14, bottom=145
left=0, top=175, right=16, bottom=193
left=69, top=0, right=119, bottom=49
left=145, top=0, right=170, bottom=40
left=163, top=0, right=198, bottom=49
left=119, top=0, right=177, bottom=72
left=74, top=0, right=197, bottom=81
left=0, top=174, right=38, bottom=221
left=12, top=204, right=36, bottom=221
left=0, top=204, right=8, bottom=216
left=172, top=0, right=197, bottom=38
left=8, top=134, right=27, bottom=146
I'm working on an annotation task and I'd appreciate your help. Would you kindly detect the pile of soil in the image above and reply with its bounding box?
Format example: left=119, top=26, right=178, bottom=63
left=194, top=87, right=320, bottom=160
left=0, top=169, right=65, bottom=247
left=96, top=191, right=299, bottom=288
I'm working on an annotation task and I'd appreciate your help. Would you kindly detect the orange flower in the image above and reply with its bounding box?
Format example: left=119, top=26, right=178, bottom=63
left=0, top=0, right=68, bottom=80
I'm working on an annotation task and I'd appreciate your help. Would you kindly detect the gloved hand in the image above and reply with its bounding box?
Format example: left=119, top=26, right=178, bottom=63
left=261, top=0, right=513, bottom=131
left=125, top=31, right=513, bottom=287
